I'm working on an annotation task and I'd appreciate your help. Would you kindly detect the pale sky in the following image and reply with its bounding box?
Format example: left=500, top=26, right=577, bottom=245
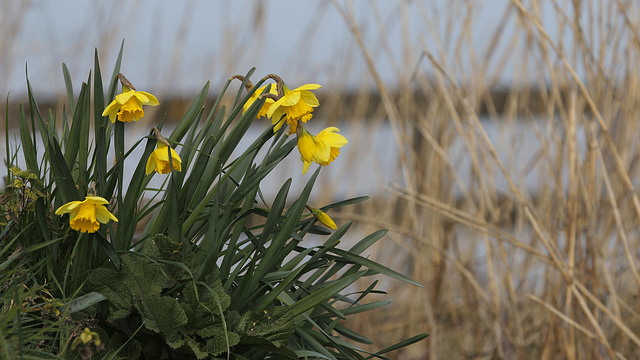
left=1, top=0, right=549, bottom=100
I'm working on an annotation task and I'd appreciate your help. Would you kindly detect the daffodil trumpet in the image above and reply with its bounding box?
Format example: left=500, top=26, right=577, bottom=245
left=146, top=128, right=182, bottom=175
left=102, top=73, right=159, bottom=123
left=267, top=83, right=321, bottom=133
left=55, top=196, right=118, bottom=233
left=296, top=125, right=348, bottom=174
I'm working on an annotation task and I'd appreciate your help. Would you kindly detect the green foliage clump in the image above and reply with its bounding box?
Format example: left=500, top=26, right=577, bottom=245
left=0, top=43, right=427, bottom=359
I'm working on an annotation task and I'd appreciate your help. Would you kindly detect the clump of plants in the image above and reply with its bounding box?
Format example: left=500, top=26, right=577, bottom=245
left=0, top=44, right=427, bottom=359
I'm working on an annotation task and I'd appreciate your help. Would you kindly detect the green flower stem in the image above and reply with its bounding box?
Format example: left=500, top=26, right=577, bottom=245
left=114, top=120, right=125, bottom=251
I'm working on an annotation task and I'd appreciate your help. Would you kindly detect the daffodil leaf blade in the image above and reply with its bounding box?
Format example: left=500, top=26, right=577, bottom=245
left=324, top=196, right=369, bottom=210
left=329, top=248, right=422, bottom=287
left=170, top=81, right=210, bottom=142
left=106, top=39, right=125, bottom=103
left=93, top=231, right=121, bottom=269
left=34, top=197, right=52, bottom=245
left=217, top=104, right=259, bottom=169
left=63, top=81, right=89, bottom=176
left=26, top=77, right=49, bottom=150
left=373, top=333, right=430, bottom=357
left=65, top=292, right=107, bottom=314
left=118, top=136, right=156, bottom=246
left=315, top=228, right=387, bottom=285
left=76, top=78, right=91, bottom=195
left=47, top=134, right=79, bottom=205
left=247, top=168, right=320, bottom=293
left=348, top=229, right=388, bottom=254
left=93, top=48, right=108, bottom=195
left=17, top=103, right=38, bottom=174
left=62, top=63, right=74, bottom=115
left=258, top=178, right=291, bottom=244
left=232, top=67, right=256, bottom=108
left=333, top=323, right=372, bottom=344
left=289, top=271, right=366, bottom=317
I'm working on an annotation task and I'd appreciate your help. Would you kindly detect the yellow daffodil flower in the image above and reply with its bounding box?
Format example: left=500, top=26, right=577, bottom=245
left=297, top=127, right=348, bottom=174
left=267, top=83, right=321, bottom=133
left=311, top=208, right=337, bottom=229
left=102, top=87, right=159, bottom=123
left=55, top=196, right=118, bottom=233
left=243, top=84, right=278, bottom=118
left=72, top=328, right=102, bottom=350
left=146, top=142, right=182, bottom=175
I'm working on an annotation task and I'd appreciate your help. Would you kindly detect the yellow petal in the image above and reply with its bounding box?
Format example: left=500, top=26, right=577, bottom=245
left=169, top=147, right=182, bottom=171
left=317, top=127, right=348, bottom=146
left=267, top=96, right=287, bottom=118
left=302, top=160, right=312, bottom=175
left=297, top=131, right=316, bottom=162
left=55, top=201, right=82, bottom=215
left=102, top=99, right=119, bottom=117
left=300, top=91, right=319, bottom=107
left=293, top=84, right=321, bottom=92
left=146, top=153, right=158, bottom=174
left=280, top=91, right=301, bottom=107
left=85, top=196, right=110, bottom=205
left=243, top=85, right=266, bottom=114
left=312, top=139, right=331, bottom=163
left=95, top=205, right=118, bottom=223
left=134, top=91, right=159, bottom=106
left=271, top=108, right=286, bottom=132
left=115, top=90, right=136, bottom=104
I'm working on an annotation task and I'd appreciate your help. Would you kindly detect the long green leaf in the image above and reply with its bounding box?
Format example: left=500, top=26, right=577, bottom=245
left=329, top=248, right=422, bottom=287
left=170, top=82, right=210, bottom=142
left=62, top=63, right=75, bottom=115
left=18, top=103, right=38, bottom=173
left=289, top=271, right=365, bottom=317
left=368, top=333, right=429, bottom=358
left=48, top=135, right=79, bottom=204
left=93, top=48, right=108, bottom=195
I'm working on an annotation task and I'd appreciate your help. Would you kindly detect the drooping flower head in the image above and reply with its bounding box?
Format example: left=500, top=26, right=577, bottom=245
left=311, top=207, right=337, bottom=229
left=71, top=328, right=102, bottom=351
left=146, top=142, right=182, bottom=175
left=102, top=86, right=159, bottom=123
left=297, top=126, right=348, bottom=174
left=267, top=83, right=321, bottom=133
left=243, top=84, right=278, bottom=118
left=55, top=196, right=118, bottom=233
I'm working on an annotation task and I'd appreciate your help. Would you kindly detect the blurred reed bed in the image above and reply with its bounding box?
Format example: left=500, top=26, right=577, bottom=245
left=324, top=1, right=640, bottom=359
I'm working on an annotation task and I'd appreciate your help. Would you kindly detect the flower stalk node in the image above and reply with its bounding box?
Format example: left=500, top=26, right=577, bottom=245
left=151, top=127, right=170, bottom=147
left=230, top=75, right=254, bottom=91
left=262, top=74, right=284, bottom=96
left=259, top=93, right=280, bottom=101
left=116, top=73, right=135, bottom=90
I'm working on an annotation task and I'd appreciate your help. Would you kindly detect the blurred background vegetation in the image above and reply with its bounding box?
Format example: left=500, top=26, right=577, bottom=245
left=4, top=0, right=640, bottom=359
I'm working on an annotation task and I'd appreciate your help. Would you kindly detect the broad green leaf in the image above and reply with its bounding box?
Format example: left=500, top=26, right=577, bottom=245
left=65, top=292, right=107, bottom=313
left=138, top=294, right=188, bottom=348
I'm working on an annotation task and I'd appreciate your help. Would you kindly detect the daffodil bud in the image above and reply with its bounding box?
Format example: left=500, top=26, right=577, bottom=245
left=311, top=208, right=337, bottom=230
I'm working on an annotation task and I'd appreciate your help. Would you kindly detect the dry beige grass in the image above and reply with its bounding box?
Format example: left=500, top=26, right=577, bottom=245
left=325, top=1, right=640, bottom=359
